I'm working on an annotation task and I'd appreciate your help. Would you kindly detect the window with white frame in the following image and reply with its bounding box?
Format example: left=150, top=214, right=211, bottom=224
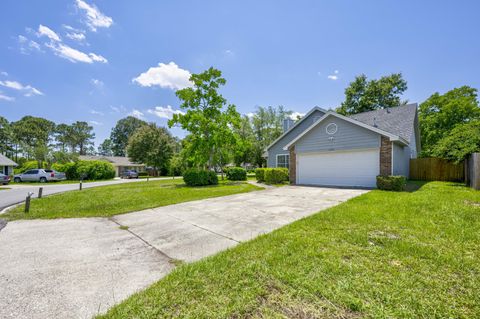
left=276, top=154, right=289, bottom=169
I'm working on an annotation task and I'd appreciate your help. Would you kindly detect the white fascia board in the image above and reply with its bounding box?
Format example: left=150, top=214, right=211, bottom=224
left=283, top=111, right=407, bottom=150
left=265, top=106, right=329, bottom=152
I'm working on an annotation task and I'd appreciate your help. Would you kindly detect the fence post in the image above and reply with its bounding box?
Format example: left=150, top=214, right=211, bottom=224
left=25, top=192, right=34, bottom=213
left=79, top=180, right=83, bottom=191
left=38, top=187, right=43, bottom=198
left=473, top=153, right=480, bottom=190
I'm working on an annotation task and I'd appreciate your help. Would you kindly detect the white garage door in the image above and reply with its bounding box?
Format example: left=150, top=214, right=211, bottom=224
left=297, top=149, right=379, bottom=188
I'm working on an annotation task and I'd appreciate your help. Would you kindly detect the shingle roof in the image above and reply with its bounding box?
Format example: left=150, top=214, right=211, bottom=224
left=0, top=153, right=18, bottom=166
left=79, top=155, right=145, bottom=166
left=349, top=103, right=417, bottom=142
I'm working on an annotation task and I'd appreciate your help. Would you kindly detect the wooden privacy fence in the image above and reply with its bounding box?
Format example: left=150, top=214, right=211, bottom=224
left=465, top=153, right=480, bottom=190
left=409, top=158, right=464, bottom=182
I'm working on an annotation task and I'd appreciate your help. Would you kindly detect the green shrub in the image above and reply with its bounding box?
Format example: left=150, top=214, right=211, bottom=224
left=18, top=160, right=42, bottom=173
left=226, top=167, right=247, bottom=181
left=62, top=162, right=79, bottom=180
left=255, top=168, right=266, bottom=182
left=183, top=169, right=218, bottom=186
left=53, top=160, right=115, bottom=180
left=264, top=168, right=289, bottom=184
left=376, top=175, right=406, bottom=191
left=138, top=171, right=149, bottom=177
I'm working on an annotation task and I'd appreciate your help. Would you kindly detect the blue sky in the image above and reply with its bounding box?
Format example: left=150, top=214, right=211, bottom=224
left=1, top=0, right=479, bottom=146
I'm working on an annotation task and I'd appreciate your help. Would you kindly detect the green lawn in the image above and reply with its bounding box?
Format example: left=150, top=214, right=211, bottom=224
left=98, top=181, right=480, bottom=318
left=10, top=179, right=115, bottom=185
left=3, top=179, right=262, bottom=220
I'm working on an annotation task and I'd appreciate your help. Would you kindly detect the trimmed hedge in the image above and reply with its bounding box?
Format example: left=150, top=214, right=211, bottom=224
left=376, top=175, right=406, bottom=191
left=183, top=169, right=218, bottom=186
left=264, top=168, right=289, bottom=185
left=52, top=160, right=115, bottom=180
left=226, top=167, right=247, bottom=181
left=255, top=168, right=266, bottom=182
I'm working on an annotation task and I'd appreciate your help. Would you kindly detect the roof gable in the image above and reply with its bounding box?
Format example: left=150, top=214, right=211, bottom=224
left=0, top=153, right=18, bottom=166
left=284, top=111, right=408, bottom=150
left=266, top=106, right=328, bottom=151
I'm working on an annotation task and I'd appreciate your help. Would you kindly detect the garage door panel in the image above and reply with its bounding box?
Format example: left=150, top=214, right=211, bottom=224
left=297, top=149, right=379, bottom=188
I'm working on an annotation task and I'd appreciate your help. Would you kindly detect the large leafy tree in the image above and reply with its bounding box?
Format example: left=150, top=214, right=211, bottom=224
left=419, top=86, right=480, bottom=156
left=11, top=116, right=56, bottom=162
left=432, top=120, right=480, bottom=163
left=336, top=73, right=408, bottom=115
left=251, top=105, right=292, bottom=167
left=110, top=116, right=147, bottom=156
left=232, top=115, right=256, bottom=166
left=127, top=123, right=174, bottom=175
left=54, top=123, right=72, bottom=152
left=168, top=67, right=241, bottom=171
left=98, top=138, right=114, bottom=156
left=0, top=116, right=14, bottom=157
left=69, top=121, right=95, bottom=155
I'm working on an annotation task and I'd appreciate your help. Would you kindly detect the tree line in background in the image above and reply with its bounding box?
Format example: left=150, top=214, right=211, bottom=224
left=1, top=68, right=479, bottom=176
left=0, top=117, right=95, bottom=167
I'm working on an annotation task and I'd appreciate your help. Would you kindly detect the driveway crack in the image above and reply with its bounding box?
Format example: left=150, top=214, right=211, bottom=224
left=108, top=217, right=176, bottom=262
left=165, top=213, right=240, bottom=243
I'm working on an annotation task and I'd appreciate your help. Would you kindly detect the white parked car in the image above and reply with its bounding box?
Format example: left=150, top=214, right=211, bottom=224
left=14, top=169, right=67, bottom=183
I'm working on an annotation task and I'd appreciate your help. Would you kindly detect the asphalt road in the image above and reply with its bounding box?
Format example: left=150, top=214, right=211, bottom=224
left=0, top=177, right=174, bottom=211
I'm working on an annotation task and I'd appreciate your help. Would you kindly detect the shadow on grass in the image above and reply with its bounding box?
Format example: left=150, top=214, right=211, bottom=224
left=172, top=181, right=250, bottom=189
left=405, top=180, right=429, bottom=193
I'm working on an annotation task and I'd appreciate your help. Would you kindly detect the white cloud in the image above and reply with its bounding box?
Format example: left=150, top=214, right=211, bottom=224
left=46, top=42, right=107, bottom=63
left=1, top=71, right=8, bottom=76
left=90, top=78, right=104, bottom=87
left=37, top=25, right=61, bottom=42
left=147, top=105, right=184, bottom=119
left=289, top=112, right=305, bottom=120
left=129, top=109, right=145, bottom=120
left=75, top=0, right=113, bottom=32
left=0, top=93, right=15, bottom=102
left=132, top=62, right=192, bottom=90
left=89, top=120, right=102, bottom=125
left=18, top=35, right=42, bottom=54
left=327, top=70, right=339, bottom=81
left=246, top=112, right=255, bottom=118
left=0, top=80, right=43, bottom=97
left=90, top=109, right=104, bottom=115
left=66, top=32, right=86, bottom=41
left=88, top=52, right=107, bottom=63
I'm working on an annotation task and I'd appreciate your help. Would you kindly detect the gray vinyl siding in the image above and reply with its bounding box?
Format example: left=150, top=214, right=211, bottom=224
left=267, top=109, right=325, bottom=167
left=294, top=116, right=380, bottom=154
left=392, top=143, right=410, bottom=177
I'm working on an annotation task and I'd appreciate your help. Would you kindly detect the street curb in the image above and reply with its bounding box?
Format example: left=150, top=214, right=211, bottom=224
left=0, top=202, right=23, bottom=215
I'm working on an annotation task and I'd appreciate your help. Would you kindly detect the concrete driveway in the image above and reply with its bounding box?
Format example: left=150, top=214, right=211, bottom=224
left=0, top=186, right=367, bottom=319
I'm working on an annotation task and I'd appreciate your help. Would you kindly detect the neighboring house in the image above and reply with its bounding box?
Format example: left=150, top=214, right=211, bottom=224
left=0, top=153, right=18, bottom=175
left=266, top=103, right=420, bottom=188
left=79, top=155, right=146, bottom=177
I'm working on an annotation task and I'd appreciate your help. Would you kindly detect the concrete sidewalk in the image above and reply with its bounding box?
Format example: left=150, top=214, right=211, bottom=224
left=0, top=186, right=367, bottom=319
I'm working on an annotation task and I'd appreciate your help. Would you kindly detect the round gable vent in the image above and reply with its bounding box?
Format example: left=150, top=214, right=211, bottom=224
left=326, top=123, right=338, bottom=135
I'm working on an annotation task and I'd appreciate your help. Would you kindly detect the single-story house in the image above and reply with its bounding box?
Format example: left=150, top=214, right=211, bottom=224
left=79, top=155, right=146, bottom=177
left=266, top=103, right=420, bottom=188
left=0, top=153, right=18, bottom=175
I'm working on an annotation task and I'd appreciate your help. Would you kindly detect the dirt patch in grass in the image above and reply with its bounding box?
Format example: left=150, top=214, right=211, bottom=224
left=247, top=282, right=362, bottom=319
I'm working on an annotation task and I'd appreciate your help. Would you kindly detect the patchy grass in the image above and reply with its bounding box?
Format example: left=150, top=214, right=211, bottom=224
left=118, top=225, right=129, bottom=231
left=98, top=182, right=480, bottom=318
left=3, top=179, right=262, bottom=220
